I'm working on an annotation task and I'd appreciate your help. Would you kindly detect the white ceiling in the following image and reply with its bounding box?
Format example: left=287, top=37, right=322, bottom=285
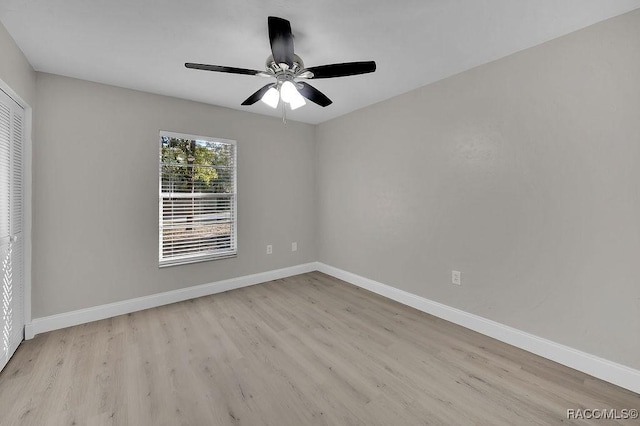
left=1, top=1, right=639, bottom=124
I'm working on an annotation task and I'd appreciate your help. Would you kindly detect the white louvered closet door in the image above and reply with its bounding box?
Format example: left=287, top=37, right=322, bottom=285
left=0, top=88, right=24, bottom=372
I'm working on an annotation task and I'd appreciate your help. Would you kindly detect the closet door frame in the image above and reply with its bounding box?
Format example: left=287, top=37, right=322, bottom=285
left=0, top=78, right=32, bottom=340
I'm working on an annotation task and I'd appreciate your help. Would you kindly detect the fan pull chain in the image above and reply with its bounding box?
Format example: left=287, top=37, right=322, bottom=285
left=282, top=101, right=287, bottom=124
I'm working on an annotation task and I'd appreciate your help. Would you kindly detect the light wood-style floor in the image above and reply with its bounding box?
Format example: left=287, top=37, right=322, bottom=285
left=1, top=272, right=638, bottom=425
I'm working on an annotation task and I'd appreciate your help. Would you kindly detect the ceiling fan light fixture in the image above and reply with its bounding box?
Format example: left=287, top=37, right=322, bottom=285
left=280, top=80, right=306, bottom=110
left=261, top=87, right=280, bottom=108
left=279, top=80, right=298, bottom=103
left=289, top=94, right=306, bottom=110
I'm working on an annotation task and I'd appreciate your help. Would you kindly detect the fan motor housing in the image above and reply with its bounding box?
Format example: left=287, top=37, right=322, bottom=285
left=266, top=54, right=305, bottom=75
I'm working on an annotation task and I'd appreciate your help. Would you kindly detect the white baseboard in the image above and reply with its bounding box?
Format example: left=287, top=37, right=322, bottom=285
left=23, top=260, right=640, bottom=394
left=24, top=262, right=318, bottom=340
left=316, top=262, right=640, bottom=395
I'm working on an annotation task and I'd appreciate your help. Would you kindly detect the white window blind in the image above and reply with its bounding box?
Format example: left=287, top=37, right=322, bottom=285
left=0, top=88, right=24, bottom=372
left=159, top=131, right=237, bottom=267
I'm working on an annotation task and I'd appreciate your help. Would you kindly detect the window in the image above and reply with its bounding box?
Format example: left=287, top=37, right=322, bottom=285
left=159, top=131, right=237, bottom=267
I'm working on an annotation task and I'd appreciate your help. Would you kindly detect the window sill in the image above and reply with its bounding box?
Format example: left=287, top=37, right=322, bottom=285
left=159, top=252, right=237, bottom=268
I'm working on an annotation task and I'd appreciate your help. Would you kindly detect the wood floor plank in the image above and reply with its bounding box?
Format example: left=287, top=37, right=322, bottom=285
left=1, top=271, right=638, bottom=425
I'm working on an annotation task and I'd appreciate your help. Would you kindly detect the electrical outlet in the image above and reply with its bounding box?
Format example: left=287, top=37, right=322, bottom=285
left=452, top=270, right=461, bottom=286
left=266, top=245, right=273, bottom=255
left=291, top=242, right=297, bottom=252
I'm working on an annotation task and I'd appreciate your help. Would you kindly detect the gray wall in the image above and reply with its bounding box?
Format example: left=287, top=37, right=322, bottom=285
left=33, top=73, right=316, bottom=317
left=0, top=21, right=36, bottom=106
left=11, top=9, right=640, bottom=371
left=316, top=10, right=640, bottom=370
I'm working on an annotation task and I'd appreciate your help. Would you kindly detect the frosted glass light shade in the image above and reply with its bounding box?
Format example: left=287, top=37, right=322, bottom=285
left=280, top=81, right=298, bottom=103
left=281, top=80, right=306, bottom=110
left=289, top=94, right=306, bottom=110
left=261, top=87, right=280, bottom=108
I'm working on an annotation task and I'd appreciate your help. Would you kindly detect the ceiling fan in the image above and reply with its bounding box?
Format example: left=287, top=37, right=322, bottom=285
left=185, top=16, right=376, bottom=112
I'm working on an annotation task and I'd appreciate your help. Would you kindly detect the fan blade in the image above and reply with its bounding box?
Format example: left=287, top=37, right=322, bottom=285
left=268, top=16, right=294, bottom=68
left=306, top=61, right=376, bottom=79
left=185, top=63, right=265, bottom=76
left=241, top=84, right=274, bottom=105
left=297, top=82, right=332, bottom=107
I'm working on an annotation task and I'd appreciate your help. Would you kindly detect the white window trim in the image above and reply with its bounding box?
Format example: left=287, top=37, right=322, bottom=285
left=158, top=130, right=237, bottom=268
